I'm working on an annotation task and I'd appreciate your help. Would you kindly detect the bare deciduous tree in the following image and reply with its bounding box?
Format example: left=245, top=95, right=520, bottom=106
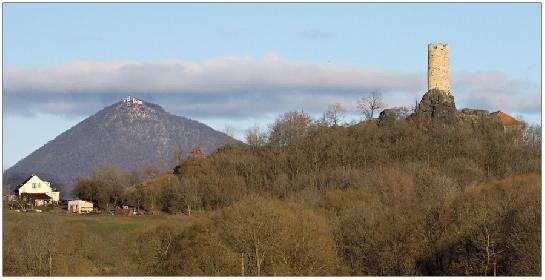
left=169, top=144, right=185, bottom=169
left=245, top=125, right=268, bottom=147
left=269, top=111, right=313, bottom=146
left=323, top=103, right=346, bottom=126
left=223, top=125, right=236, bottom=138
left=357, top=91, right=385, bottom=119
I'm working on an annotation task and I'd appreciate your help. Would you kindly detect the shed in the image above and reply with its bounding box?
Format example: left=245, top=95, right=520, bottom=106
left=68, top=200, right=94, bottom=214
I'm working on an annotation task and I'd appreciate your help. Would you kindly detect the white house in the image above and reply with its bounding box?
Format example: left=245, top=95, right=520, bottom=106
left=68, top=200, right=94, bottom=214
left=16, top=174, right=60, bottom=206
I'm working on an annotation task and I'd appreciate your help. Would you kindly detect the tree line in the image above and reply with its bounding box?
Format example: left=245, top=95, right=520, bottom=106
left=5, top=99, right=541, bottom=276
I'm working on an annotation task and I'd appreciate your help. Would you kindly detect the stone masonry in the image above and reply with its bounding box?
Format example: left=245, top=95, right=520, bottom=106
left=388, top=43, right=522, bottom=132
left=428, top=43, right=449, bottom=93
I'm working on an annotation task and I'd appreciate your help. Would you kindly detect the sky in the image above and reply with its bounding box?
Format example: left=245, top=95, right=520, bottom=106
left=3, top=2, right=542, bottom=168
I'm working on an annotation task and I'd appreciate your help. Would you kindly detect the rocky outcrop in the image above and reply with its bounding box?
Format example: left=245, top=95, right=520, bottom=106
left=414, top=89, right=457, bottom=123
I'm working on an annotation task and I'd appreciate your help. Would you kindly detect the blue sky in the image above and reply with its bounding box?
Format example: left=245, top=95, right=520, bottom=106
left=3, top=3, right=542, bottom=168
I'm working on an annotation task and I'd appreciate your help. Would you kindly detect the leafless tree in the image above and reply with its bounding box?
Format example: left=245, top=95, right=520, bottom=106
left=169, top=143, right=185, bottom=169
left=223, top=124, right=238, bottom=145
left=245, top=125, right=268, bottom=147
left=357, top=91, right=385, bottom=119
left=223, top=125, right=236, bottom=138
left=269, top=111, right=313, bottom=146
left=323, top=103, right=346, bottom=126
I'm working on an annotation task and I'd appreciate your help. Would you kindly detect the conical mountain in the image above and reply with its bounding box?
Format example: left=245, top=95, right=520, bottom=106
left=3, top=97, right=239, bottom=197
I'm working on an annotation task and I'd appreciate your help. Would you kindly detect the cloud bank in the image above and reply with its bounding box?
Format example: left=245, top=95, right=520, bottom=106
left=453, top=71, right=541, bottom=115
left=4, top=53, right=540, bottom=120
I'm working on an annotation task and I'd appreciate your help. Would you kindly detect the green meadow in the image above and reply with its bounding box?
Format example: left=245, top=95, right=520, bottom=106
left=4, top=211, right=182, bottom=234
left=3, top=211, right=190, bottom=276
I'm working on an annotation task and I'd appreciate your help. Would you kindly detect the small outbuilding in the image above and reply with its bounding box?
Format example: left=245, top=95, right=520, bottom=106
left=68, top=200, right=94, bottom=214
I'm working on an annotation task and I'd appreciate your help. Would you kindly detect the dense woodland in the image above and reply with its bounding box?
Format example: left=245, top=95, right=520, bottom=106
left=4, top=109, right=541, bottom=276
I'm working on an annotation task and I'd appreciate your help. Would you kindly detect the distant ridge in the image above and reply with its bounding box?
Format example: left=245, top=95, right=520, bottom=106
left=3, top=97, right=239, bottom=197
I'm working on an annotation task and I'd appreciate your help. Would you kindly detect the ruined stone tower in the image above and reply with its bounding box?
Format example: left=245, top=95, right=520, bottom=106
left=409, top=43, right=456, bottom=123
left=427, top=43, right=450, bottom=94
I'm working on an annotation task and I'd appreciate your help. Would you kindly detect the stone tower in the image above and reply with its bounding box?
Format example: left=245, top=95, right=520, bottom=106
left=427, top=43, right=450, bottom=94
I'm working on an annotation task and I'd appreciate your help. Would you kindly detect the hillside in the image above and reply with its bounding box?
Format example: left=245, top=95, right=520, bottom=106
left=8, top=110, right=540, bottom=276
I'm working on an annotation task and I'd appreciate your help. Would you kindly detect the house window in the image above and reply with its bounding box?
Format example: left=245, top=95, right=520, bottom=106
left=32, top=183, right=37, bottom=189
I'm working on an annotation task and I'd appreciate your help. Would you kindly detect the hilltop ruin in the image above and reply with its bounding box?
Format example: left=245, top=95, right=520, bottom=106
left=388, top=43, right=524, bottom=131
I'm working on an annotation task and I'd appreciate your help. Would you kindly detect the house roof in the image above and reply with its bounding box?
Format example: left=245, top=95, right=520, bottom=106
left=13, top=175, right=36, bottom=192
left=17, top=175, right=36, bottom=188
left=492, top=111, right=522, bottom=125
left=14, top=174, right=56, bottom=192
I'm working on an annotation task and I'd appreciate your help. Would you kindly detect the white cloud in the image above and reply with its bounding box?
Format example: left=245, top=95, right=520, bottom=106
left=4, top=54, right=540, bottom=121
left=5, top=54, right=424, bottom=94
left=452, top=71, right=541, bottom=114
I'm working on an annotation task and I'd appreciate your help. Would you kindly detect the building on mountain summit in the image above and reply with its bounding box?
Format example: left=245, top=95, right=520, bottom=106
left=123, top=96, right=143, bottom=105
left=15, top=174, right=60, bottom=206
